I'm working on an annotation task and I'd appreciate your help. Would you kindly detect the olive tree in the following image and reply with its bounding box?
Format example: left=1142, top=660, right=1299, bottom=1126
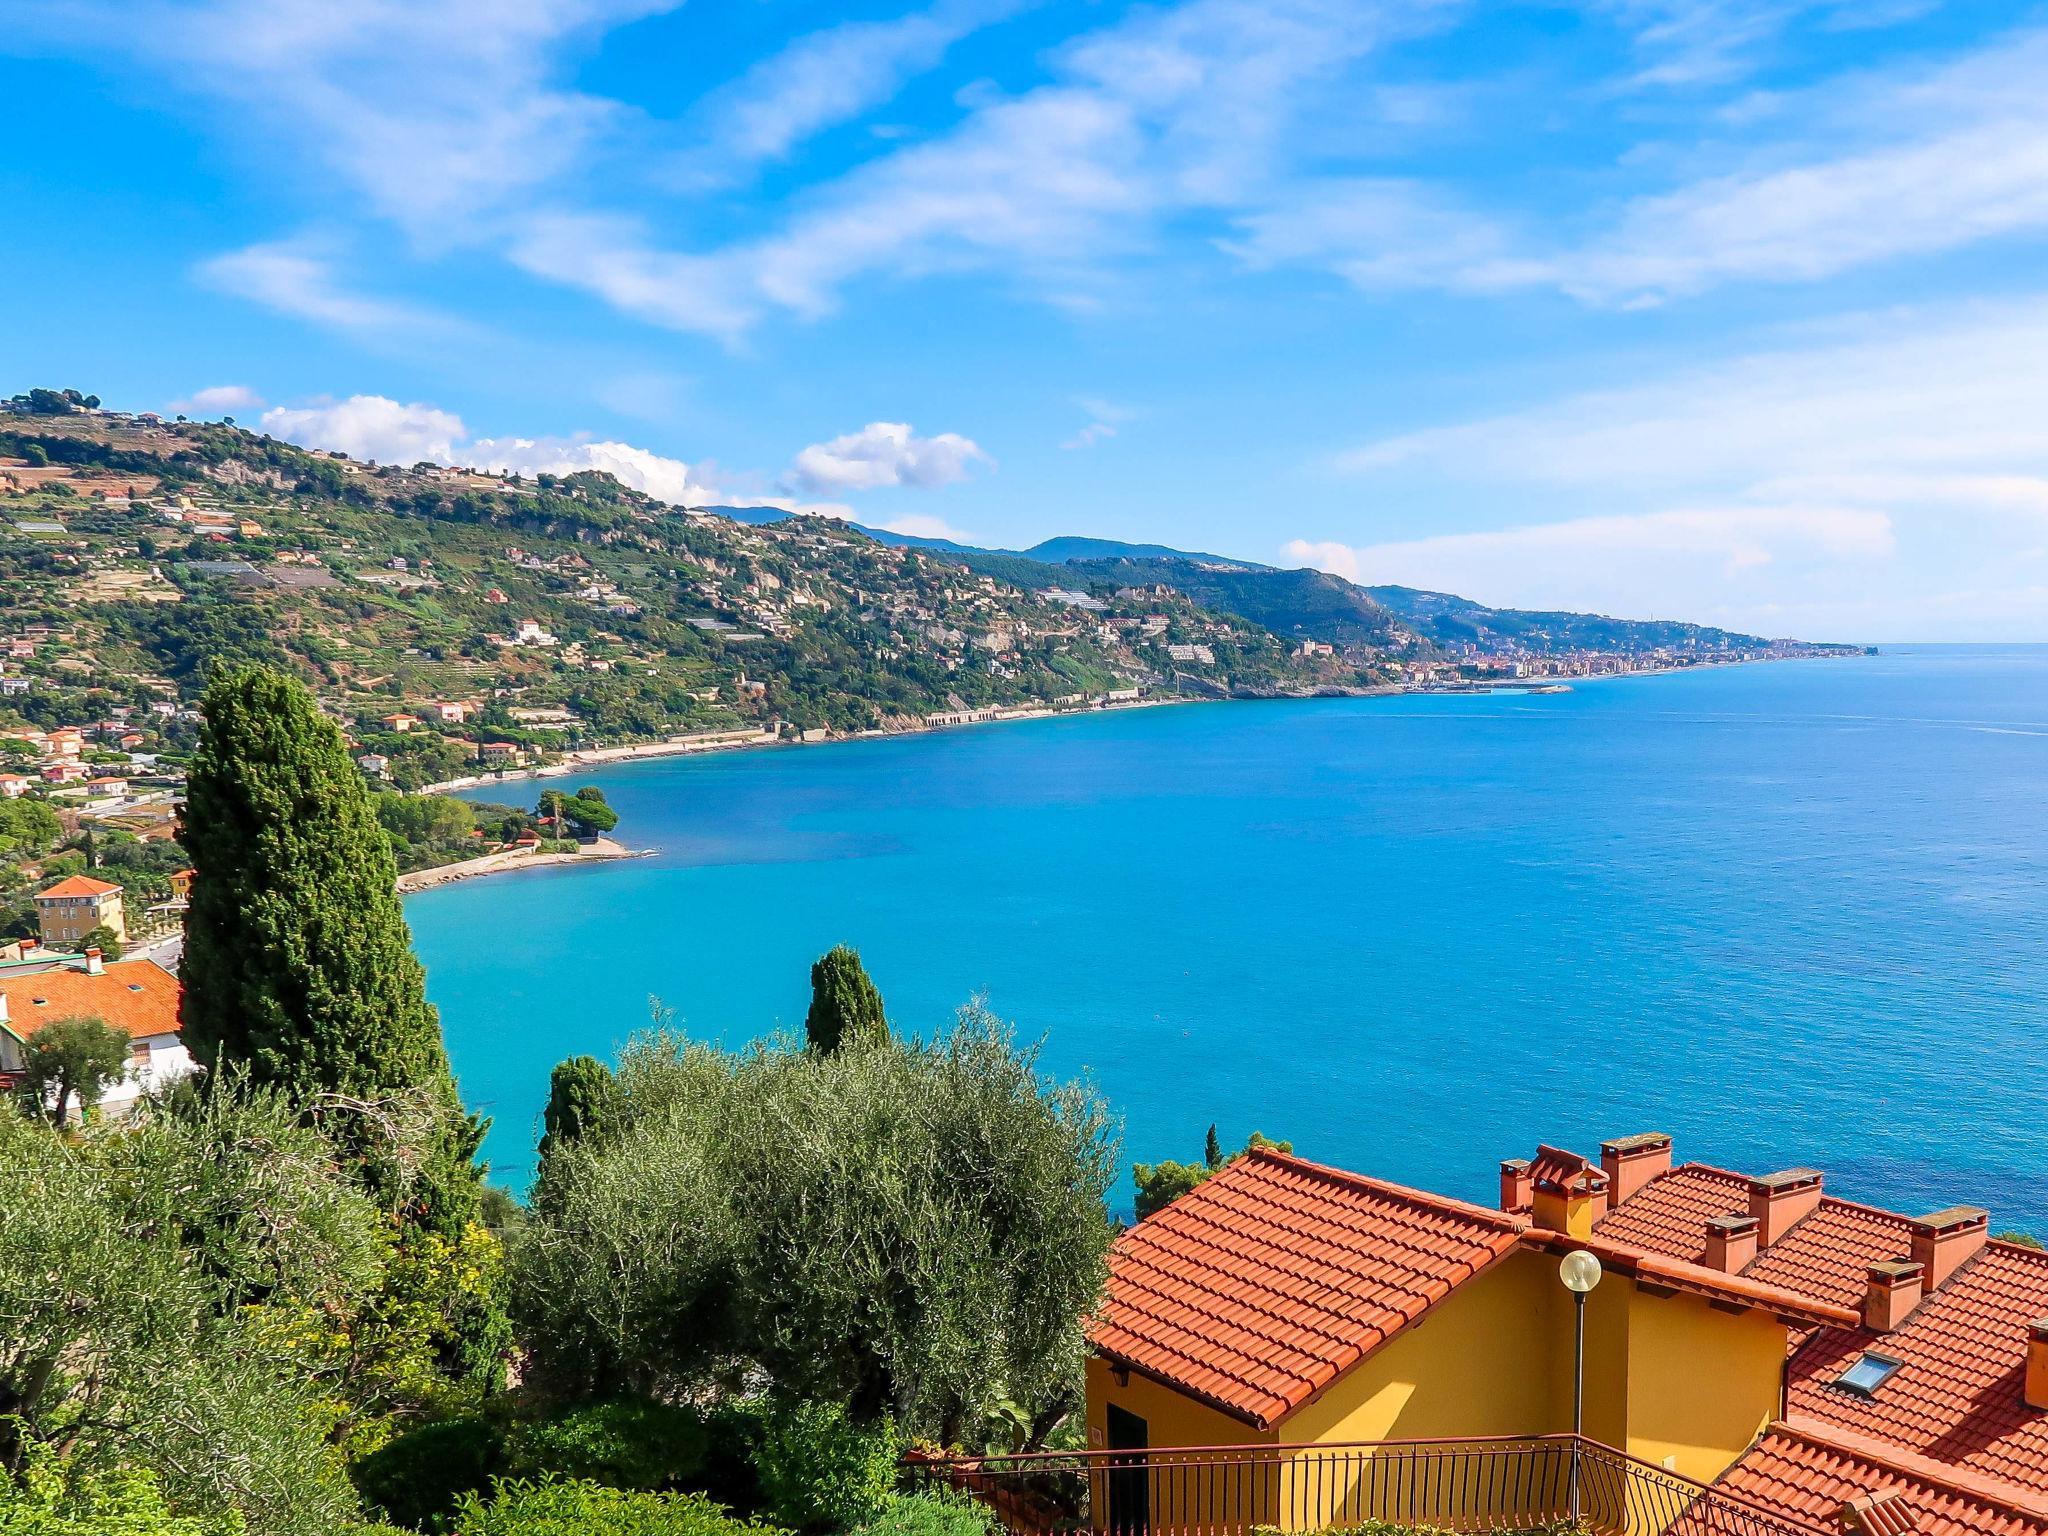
left=512, top=1001, right=1119, bottom=1443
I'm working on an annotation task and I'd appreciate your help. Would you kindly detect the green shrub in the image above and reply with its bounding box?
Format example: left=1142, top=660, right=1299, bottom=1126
left=751, top=1403, right=899, bottom=1534
left=352, top=1418, right=508, bottom=1532
left=451, top=1478, right=788, bottom=1536
left=855, top=1492, right=1000, bottom=1536
left=696, top=1401, right=768, bottom=1517
left=507, top=1400, right=708, bottom=1491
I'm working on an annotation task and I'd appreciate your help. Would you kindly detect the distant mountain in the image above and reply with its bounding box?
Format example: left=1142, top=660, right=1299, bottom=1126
left=691, top=509, right=1835, bottom=661
left=1364, top=585, right=1781, bottom=656
left=1062, top=556, right=1414, bottom=650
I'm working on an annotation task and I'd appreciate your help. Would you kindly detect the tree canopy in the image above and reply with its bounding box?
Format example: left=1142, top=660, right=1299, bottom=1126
left=178, top=665, right=481, bottom=1233
left=18, top=1015, right=129, bottom=1128
left=803, top=947, right=886, bottom=1054
left=511, top=1003, right=1118, bottom=1444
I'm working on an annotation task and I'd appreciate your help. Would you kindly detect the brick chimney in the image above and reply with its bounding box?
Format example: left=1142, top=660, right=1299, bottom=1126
left=1910, top=1207, right=1989, bottom=1292
left=1500, top=1158, right=1533, bottom=1215
left=2025, top=1319, right=2048, bottom=1412
left=1748, top=1168, right=1824, bottom=1246
left=1601, top=1133, right=1673, bottom=1206
left=1862, top=1259, right=1923, bottom=1332
left=84, top=946, right=103, bottom=975
left=1705, top=1213, right=1759, bottom=1272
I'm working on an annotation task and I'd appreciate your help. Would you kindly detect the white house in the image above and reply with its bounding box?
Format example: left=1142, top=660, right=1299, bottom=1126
left=0, top=953, right=196, bottom=1120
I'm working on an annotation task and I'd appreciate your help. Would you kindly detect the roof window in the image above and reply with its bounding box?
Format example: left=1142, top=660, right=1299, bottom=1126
left=1834, top=1353, right=1903, bottom=1397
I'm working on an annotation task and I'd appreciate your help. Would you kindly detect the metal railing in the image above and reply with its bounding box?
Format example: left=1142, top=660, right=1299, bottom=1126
left=903, top=1435, right=1827, bottom=1536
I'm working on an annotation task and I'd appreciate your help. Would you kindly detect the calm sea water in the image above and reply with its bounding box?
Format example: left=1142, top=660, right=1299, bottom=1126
left=410, top=646, right=2048, bottom=1231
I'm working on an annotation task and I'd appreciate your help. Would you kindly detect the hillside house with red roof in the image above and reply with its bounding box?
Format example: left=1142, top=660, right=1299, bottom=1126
left=0, top=952, right=194, bottom=1118
left=1084, top=1137, right=2048, bottom=1536
left=33, top=874, right=126, bottom=945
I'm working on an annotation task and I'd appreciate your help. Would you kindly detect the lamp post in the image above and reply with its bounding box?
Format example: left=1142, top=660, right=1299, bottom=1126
left=1559, top=1250, right=1603, bottom=1527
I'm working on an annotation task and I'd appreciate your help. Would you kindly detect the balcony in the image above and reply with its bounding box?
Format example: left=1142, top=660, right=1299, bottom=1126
left=903, top=1435, right=1826, bottom=1536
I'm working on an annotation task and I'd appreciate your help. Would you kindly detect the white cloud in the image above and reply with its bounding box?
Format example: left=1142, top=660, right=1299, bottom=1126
left=260, top=396, right=468, bottom=464
left=787, top=422, right=991, bottom=493
left=257, top=393, right=721, bottom=504
left=167, top=384, right=265, bottom=416
left=468, top=434, right=719, bottom=505
left=1061, top=396, right=1134, bottom=450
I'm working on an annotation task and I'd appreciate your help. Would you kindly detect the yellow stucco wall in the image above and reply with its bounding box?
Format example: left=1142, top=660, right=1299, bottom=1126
left=1086, top=1245, right=1787, bottom=1524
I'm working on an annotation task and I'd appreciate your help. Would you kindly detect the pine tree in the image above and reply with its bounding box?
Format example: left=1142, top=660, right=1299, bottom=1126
left=804, top=945, right=888, bottom=1053
left=179, top=666, right=481, bottom=1232
left=1204, top=1124, right=1223, bottom=1170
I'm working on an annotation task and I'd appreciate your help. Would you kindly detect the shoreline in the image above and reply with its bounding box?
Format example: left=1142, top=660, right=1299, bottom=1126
left=395, top=837, right=651, bottom=895
left=402, top=653, right=1846, bottom=895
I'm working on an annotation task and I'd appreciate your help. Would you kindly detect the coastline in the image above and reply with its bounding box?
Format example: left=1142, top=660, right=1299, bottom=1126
left=403, top=653, right=1841, bottom=896
left=396, top=837, right=650, bottom=895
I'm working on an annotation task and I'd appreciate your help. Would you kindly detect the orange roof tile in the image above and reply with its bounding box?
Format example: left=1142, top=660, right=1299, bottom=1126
left=1749, top=1202, right=1920, bottom=1313
left=1595, top=1164, right=1750, bottom=1261
left=1089, top=1150, right=1526, bottom=1428
left=0, top=958, right=181, bottom=1042
left=34, top=875, right=122, bottom=900
left=1715, top=1423, right=2048, bottom=1536
left=1787, top=1243, right=2048, bottom=1496
left=1530, top=1144, right=1607, bottom=1197
left=1594, top=1164, right=1922, bottom=1315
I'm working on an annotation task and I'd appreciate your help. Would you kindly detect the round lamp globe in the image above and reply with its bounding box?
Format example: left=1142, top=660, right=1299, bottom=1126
left=1559, top=1250, right=1603, bottom=1294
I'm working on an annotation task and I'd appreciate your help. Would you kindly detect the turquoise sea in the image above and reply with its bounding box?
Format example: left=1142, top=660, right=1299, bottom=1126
left=408, top=646, right=2048, bottom=1230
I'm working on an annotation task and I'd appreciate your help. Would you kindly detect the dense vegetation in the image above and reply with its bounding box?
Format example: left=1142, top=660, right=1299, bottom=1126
left=0, top=665, right=1128, bottom=1536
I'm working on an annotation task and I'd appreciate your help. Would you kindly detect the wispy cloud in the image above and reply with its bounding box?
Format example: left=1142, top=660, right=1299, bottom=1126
left=196, top=240, right=469, bottom=339
left=1062, top=396, right=1134, bottom=450
left=675, top=0, right=1026, bottom=185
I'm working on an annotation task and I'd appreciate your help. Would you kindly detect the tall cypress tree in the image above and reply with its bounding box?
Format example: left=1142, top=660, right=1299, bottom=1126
left=180, top=666, right=480, bottom=1232
left=804, top=945, right=888, bottom=1053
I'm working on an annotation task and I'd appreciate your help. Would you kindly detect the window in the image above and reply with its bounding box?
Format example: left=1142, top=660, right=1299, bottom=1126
left=1834, top=1353, right=1903, bottom=1397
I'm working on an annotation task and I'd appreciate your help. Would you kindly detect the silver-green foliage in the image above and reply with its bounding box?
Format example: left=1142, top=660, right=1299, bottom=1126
left=0, top=1092, right=386, bottom=1536
left=511, top=1001, right=1119, bottom=1443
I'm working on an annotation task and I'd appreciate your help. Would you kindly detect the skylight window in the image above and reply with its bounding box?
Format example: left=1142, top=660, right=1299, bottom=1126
left=1835, top=1353, right=1903, bottom=1397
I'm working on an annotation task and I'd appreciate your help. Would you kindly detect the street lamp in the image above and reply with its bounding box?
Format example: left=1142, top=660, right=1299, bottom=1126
left=1560, top=1250, right=1603, bottom=1525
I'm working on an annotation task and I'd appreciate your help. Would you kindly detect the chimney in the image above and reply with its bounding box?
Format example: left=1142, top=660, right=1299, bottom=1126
left=1601, top=1133, right=1673, bottom=1206
left=1748, top=1168, right=1825, bottom=1246
left=1501, top=1158, right=1533, bottom=1214
left=1862, top=1260, right=1924, bottom=1333
left=1705, top=1213, right=1760, bottom=1273
left=84, top=946, right=103, bottom=975
left=1910, top=1207, right=1989, bottom=1292
left=1530, top=1146, right=1610, bottom=1237
left=2025, top=1319, right=2048, bottom=1412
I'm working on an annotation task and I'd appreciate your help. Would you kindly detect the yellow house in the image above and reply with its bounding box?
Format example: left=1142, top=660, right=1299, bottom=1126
left=33, top=874, right=127, bottom=946
left=1083, top=1141, right=1859, bottom=1533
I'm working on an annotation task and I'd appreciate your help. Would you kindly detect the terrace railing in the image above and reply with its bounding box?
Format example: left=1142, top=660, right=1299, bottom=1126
left=903, top=1435, right=1827, bottom=1536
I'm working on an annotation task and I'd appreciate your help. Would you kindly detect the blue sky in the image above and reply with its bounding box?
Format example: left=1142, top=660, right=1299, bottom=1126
left=6, top=0, right=2047, bottom=639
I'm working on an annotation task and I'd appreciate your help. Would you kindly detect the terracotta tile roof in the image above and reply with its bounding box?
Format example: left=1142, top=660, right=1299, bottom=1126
left=1715, top=1423, right=2048, bottom=1536
left=1529, top=1230, right=1861, bottom=1330
left=1530, top=1144, right=1607, bottom=1196
left=1750, top=1202, right=1921, bottom=1313
left=1594, top=1164, right=1749, bottom=1261
left=1089, top=1149, right=1526, bottom=1428
left=0, top=959, right=181, bottom=1042
left=34, top=875, right=123, bottom=900
left=1594, top=1163, right=1922, bottom=1315
left=1787, top=1243, right=2048, bottom=1495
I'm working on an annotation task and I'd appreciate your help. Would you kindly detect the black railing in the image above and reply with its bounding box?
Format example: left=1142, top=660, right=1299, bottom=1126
left=903, top=1435, right=1825, bottom=1536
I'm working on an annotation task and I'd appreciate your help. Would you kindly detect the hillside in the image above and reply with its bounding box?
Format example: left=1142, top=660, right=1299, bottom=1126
left=0, top=400, right=1389, bottom=783
left=1363, top=585, right=1812, bottom=656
